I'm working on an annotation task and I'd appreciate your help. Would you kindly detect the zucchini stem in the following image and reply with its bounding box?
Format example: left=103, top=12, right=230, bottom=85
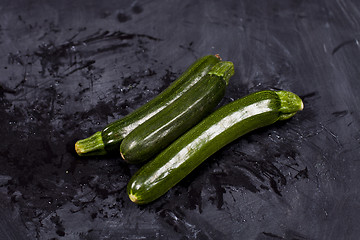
left=208, top=61, right=234, bottom=85
left=75, top=131, right=107, bottom=156
left=276, top=90, right=304, bottom=120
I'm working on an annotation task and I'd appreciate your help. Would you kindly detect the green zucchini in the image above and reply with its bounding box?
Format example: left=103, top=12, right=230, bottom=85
left=127, top=90, right=304, bottom=204
left=120, top=61, right=234, bottom=163
left=75, top=55, right=221, bottom=156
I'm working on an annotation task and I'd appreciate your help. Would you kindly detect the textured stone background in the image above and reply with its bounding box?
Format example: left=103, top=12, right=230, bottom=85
left=0, top=0, right=359, bottom=239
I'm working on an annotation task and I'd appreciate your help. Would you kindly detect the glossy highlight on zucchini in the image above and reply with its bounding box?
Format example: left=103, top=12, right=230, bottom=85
left=120, top=61, right=234, bottom=164
left=127, top=90, right=304, bottom=204
left=75, top=55, right=221, bottom=156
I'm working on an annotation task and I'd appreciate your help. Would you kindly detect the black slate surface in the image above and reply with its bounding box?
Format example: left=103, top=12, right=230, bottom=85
left=1, top=0, right=359, bottom=239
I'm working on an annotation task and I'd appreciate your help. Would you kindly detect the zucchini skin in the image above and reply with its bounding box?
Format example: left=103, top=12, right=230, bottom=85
left=75, top=55, right=220, bottom=156
left=127, top=90, right=304, bottom=204
left=120, top=61, right=234, bottom=164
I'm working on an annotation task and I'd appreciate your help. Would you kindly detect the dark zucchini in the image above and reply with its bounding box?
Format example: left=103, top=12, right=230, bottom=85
left=120, top=61, right=234, bottom=163
left=75, top=55, right=221, bottom=156
left=127, top=90, right=304, bottom=204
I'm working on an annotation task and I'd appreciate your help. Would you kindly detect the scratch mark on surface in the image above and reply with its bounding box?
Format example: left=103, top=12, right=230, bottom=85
left=332, top=39, right=359, bottom=55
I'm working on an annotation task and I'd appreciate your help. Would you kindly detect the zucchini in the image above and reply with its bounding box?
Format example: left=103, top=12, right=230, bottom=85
left=120, top=61, right=234, bottom=163
left=75, top=55, right=221, bottom=156
left=127, top=90, right=304, bottom=204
